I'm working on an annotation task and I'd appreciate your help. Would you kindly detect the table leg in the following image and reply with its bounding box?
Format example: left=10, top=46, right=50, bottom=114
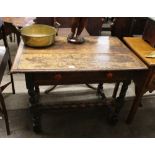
left=115, top=80, right=131, bottom=113
left=25, top=74, right=41, bottom=133
left=97, top=82, right=106, bottom=100
left=126, top=71, right=149, bottom=124
left=107, top=80, right=131, bottom=124
left=35, top=85, right=40, bottom=95
left=112, top=82, right=120, bottom=98
left=126, top=86, right=144, bottom=123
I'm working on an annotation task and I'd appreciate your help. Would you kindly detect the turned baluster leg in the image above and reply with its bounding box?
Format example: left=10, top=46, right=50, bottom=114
left=112, top=82, right=120, bottom=99
left=107, top=80, right=131, bottom=125
left=114, top=80, right=131, bottom=113
left=35, top=85, right=40, bottom=95
left=97, top=82, right=106, bottom=100
left=25, top=74, right=41, bottom=133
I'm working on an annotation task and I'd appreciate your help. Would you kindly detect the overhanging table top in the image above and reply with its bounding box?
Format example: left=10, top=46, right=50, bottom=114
left=11, top=36, right=147, bottom=73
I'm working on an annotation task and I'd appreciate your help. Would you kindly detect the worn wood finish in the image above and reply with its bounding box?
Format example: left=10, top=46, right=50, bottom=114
left=124, top=37, right=155, bottom=66
left=123, top=36, right=155, bottom=123
left=11, top=36, right=147, bottom=132
left=12, top=36, right=146, bottom=73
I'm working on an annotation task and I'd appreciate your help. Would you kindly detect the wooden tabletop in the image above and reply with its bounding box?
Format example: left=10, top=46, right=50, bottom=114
left=11, top=36, right=147, bottom=73
left=124, top=37, right=155, bottom=67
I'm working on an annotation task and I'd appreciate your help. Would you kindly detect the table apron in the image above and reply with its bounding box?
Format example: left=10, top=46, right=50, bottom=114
left=25, top=70, right=145, bottom=85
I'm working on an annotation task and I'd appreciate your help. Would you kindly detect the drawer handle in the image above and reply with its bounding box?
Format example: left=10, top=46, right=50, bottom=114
left=106, top=72, right=113, bottom=79
left=54, top=74, right=62, bottom=81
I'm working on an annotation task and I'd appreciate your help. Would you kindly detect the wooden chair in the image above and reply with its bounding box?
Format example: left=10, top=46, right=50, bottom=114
left=0, top=46, right=11, bottom=135
left=111, top=17, right=145, bottom=99
left=111, top=17, right=147, bottom=41
left=2, top=22, right=21, bottom=45
left=143, top=18, right=155, bottom=48
left=0, top=24, right=15, bottom=94
left=111, top=17, right=134, bottom=41
left=132, top=17, right=147, bottom=35
left=112, top=18, right=148, bottom=107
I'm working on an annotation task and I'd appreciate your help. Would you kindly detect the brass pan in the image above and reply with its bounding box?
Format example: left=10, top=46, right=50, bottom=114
left=20, top=24, right=57, bottom=47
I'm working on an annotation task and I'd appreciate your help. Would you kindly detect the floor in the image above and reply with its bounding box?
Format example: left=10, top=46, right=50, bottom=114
left=1, top=28, right=155, bottom=138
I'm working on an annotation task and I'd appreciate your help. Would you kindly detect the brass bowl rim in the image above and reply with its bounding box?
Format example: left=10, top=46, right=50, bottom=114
left=20, top=24, right=56, bottom=37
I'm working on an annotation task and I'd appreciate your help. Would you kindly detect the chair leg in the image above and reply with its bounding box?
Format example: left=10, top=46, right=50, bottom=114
left=7, top=57, right=15, bottom=94
left=0, top=93, right=10, bottom=135
left=15, top=31, right=21, bottom=45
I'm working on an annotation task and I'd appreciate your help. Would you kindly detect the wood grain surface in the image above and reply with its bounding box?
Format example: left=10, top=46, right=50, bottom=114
left=11, top=36, right=147, bottom=73
left=124, top=37, right=155, bottom=66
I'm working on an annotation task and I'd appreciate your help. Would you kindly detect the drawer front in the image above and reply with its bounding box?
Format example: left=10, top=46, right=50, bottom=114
left=32, top=71, right=133, bottom=85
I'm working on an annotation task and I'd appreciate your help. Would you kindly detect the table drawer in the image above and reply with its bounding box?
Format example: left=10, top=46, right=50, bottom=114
left=32, top=71, right=133, bottom=85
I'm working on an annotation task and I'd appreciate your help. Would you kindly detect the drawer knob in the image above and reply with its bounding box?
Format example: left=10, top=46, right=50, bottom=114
left=54, top=74, right=62, bottom=81
left=106, top=72, right=113, bottom=79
